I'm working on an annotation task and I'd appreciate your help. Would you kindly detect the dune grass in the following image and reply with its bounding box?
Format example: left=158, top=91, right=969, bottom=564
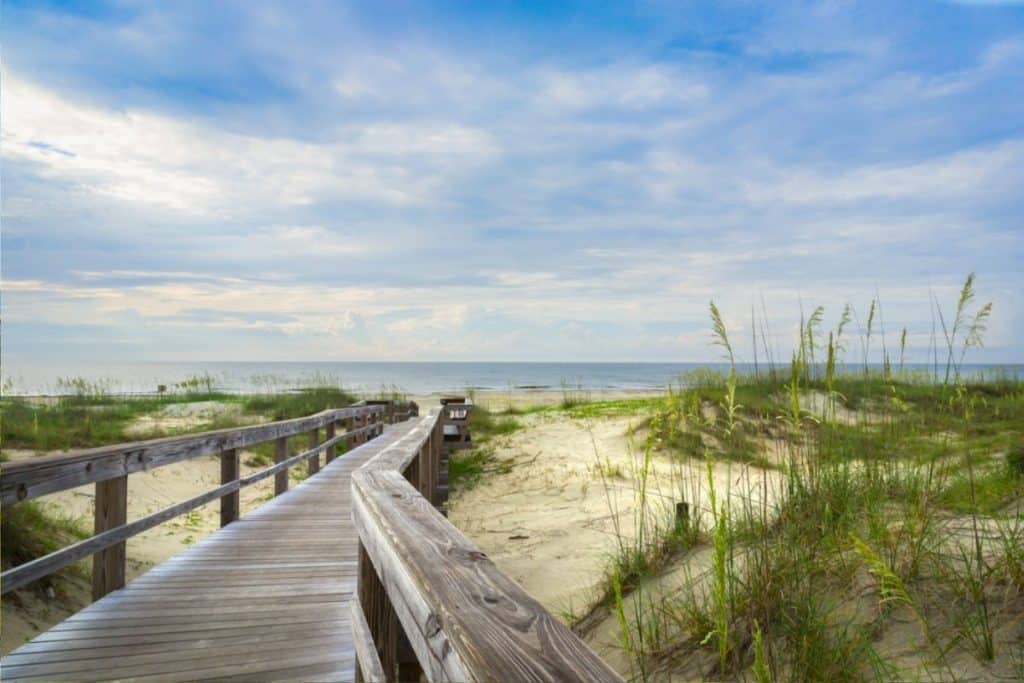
left=0, top=383, right=360, bottom=453
left=591, top=275, right=1024, bottom=681
left=1, top=501, right=90, bottom=594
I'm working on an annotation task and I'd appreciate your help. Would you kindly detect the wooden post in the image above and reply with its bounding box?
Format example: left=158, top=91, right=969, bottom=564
left=326, top=421, right=337, bottom=463
left=308, top=428, right=320, bottom=477
left=341, top=416, right=353, bottom=457
left=358, top=544, right=399, bottom=680
left=274, top=436, right=288, bottom=496
left=676, top=501, right=690, bottom=528
left=220, top=448, right=240, bottom=527
left=92, top=475, right=127, bottom=601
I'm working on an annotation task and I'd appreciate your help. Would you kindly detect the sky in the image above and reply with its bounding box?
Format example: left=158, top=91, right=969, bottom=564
left=2, top=0, right=1023, bottom=365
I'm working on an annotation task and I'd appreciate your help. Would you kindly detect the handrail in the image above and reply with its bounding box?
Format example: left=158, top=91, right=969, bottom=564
left=1, top=399, right=419, bottom=600
left=351, top=401, right=622, bottom=682
left=0, top=404, right=393, bottom=506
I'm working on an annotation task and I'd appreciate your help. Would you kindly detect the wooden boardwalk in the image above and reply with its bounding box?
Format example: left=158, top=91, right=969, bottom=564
left=1, top=418, right=421, bottom=682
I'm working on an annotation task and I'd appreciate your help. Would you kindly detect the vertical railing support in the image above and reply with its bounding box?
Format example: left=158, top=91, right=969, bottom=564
left=343, top=416, right=355, bottom=446
left=274, top=436, right=288, bottom=496
left=326, top=421, right=337, bottom=463
left=308, top=428, right=320, bottom=477
left=92, top=475, right=127, bottom=601
left=358, top=544, right=399, bottom=680
left=220, top=448, right=240, bottom=527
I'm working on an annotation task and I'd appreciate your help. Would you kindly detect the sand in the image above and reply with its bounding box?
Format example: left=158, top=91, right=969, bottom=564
left=446, top=409, right=785, bottom=623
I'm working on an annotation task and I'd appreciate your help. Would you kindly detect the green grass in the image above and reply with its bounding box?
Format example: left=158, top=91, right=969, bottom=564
left=448, top=405, right=522, bottom=491
left=1, top=501, right=90, bottom=592
left=588, top=277, right=1024, bottom=682
left=240, top=387, right=357, bottom=421
left=0, top=386, right=361, bottom=453
left=467, top=404, right=524, bottom=442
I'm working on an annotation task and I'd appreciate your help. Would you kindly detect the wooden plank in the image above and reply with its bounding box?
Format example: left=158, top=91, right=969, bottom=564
left=92, top=475, right=127, bottom=601
left=352, top=466, right=622, bottom=683
left=221, top=448, right=240, bottom=527
left=1, top=418, right=423, bottom=682
left=0, top=404, right=385, bottom=507
left=1, top=423, right=380, bottom=595
left=2, top=479, right=240, bottom=595
left=350, top=598, right=386, bottom=683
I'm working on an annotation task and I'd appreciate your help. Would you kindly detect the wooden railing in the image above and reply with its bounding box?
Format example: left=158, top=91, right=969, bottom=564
left=351, top=399, right=622, bottom=682
left=0, top=400, right=417, bottom=599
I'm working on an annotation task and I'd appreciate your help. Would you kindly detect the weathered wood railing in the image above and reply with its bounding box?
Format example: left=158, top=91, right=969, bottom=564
left=0, top=399, right=417, bottom=599
left=352, top=399, right=622, bottom=682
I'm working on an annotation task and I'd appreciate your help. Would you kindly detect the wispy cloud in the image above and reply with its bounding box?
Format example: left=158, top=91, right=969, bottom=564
left=3, top=1, right=1022, bottom=363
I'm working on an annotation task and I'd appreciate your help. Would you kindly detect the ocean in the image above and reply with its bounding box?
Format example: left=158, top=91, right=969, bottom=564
left=3, top=361, right=1021, bottom=397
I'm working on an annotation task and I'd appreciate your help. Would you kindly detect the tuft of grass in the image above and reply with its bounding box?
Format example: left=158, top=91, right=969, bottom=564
left=1, top=501, right=90, bottom=591
left=559, top=380, right=592, bottom=409
left=242, top=387, right=357, bottom=421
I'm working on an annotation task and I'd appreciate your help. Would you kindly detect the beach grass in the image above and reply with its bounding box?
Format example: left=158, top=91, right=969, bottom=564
left=581, top=274, right=1024, bottom=681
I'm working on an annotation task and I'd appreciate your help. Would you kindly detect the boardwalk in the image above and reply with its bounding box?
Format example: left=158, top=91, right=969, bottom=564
left=1, top=418, right=420, bottom=682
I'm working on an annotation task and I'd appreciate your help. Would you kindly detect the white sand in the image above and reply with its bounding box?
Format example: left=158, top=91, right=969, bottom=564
left=447, top=409, right=785, bottom=623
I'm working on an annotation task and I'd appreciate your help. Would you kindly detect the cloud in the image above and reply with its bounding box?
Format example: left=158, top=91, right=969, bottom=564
left=2, top=1, right=1023, bottom=365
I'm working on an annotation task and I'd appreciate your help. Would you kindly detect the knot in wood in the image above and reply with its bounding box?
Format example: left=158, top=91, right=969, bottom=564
left=426, top=613, right=444, bottom=637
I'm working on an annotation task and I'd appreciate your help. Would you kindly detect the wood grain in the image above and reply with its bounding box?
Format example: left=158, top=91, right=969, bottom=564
left=0, top=423, right=378, bottom=595
left=350, top=598, right=386, bottom=683
left=353, top=467, right=621, bottom=682
left=352, top=401, right=623, bottom=683
left=1, top=417, right=423, bottom=682
left=0, top=404, right=385, bottom=506
left=91, top=476, right=128, bottom=601
left=221, top=448, right=240, bottom=527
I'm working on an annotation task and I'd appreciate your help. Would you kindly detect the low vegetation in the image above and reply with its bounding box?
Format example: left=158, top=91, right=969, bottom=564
left=0, top=378, right=358, bottom=452
left=586, top=274, right=1024, bottom=681
left=447, top=403, right=523, bottom=490
left=0, top=501, right=90, bottom=594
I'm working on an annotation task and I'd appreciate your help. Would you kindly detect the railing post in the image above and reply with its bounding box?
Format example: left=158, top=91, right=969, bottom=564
left=308, top=428, right=320, bottom=477
left=220, top=448, right=240, bottom=527
left=326, top=421, right=337, bottom=463
left=92, top=475, right=127, bottom=601
left=429, top=426, right=441, bottom=507
left=358, top=544, right=399, bottom=679
left=274, top=436, right=288, bottom=496
left=352, top=414, right=361, bottom=446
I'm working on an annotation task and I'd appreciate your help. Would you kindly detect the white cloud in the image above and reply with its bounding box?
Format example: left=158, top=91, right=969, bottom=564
left=1, top=74, right=500, bottom=218
left=535, top=65, right=708, bottom=112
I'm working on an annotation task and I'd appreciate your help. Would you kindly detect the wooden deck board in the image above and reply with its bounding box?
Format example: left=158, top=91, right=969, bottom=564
left=1, top=419, right=424, bottom=683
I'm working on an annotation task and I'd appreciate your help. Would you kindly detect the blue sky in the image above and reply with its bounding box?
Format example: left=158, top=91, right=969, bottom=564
left=2, top=0, right=1022, bottom=364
